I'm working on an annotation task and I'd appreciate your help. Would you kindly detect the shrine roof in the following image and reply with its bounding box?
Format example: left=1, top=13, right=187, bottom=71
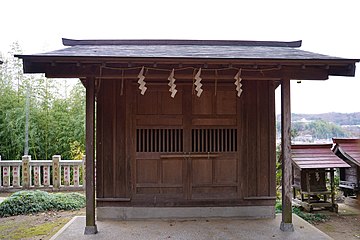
left=292, top=144, right=350, bottom=170
left=18, top=38, right=354, bottom=61
left=15, top=38, right=359, bottom=78
left=332, top=138, right=360, bottom=166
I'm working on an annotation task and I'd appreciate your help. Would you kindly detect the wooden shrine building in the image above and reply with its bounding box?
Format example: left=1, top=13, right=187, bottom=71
left=332, top=138, right=360, bottom=197
left=292, top=144, right=350, bottom=212
left=16, top=39, right=358, bottom=234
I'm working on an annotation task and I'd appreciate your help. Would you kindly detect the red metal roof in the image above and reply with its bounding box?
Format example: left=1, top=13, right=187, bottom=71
left=292, top=144, right=350, bottom=169
left=332, top=138, right=360, bottom=166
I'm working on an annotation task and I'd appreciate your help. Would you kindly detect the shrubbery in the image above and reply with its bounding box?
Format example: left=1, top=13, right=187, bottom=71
left=292, top=206, right=329, bottom=224
left=0, top=190, right=85, bottom=217
left=275, top=200, right=329, bottom=224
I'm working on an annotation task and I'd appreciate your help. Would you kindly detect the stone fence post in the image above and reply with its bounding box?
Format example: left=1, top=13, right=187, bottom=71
left=82, top=155, right=86, bottom=188
left=12, top=165, right=20, bottom=187
left=22, top=155, right=31, bottom=188
left=52, top=155, right=61, bottom=189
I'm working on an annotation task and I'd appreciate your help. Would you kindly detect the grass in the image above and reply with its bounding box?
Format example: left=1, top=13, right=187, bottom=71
left=0, top=214, right=71, bottom=240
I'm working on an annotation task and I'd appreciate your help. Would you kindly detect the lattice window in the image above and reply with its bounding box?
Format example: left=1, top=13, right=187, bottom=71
left=136, top=129, right=183, bottom=152
left=191, top=128, right=237, bottom=153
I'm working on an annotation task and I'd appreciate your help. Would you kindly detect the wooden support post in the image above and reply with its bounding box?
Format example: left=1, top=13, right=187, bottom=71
left=22, top=155, right=31, bottom=188
left=84, top=77, right=98, bottom=235
left=330, top=169, right=336, bottom=211
left=306, top=172, right=311, bottom=205
left=52, top=155, right=61, bottom=189
left=280, top=78, right=294, bottom=232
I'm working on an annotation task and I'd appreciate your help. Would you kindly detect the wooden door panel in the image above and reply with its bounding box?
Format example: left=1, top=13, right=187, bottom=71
left=137, top=187, right=160, bottom=194
left=162, top=159, right=183, bottom=184
left=134, top=84, right=240, bottom=202
left=136, top=159, right=158, bottom=184
left=136, top=116, right=183, bottom=126
left=214, top=159, right=237, bottom=184
left=192, top=186, right=237, bottom=194
left=192, top=159, right=213, bottom=184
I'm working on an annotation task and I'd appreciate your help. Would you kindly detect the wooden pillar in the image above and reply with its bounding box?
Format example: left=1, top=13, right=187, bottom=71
left=330, top=169, right=336, bottom=210
left=280, top=78, right=294, bottom=232
left=84, top=77, right=98, bottom=235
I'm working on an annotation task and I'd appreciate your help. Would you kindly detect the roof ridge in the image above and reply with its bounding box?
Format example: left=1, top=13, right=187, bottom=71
left=62, top=38, right=302, bottom=48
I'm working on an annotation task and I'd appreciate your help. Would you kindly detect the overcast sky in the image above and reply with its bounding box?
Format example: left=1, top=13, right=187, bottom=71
left=1, top=0, right=359, bottom=114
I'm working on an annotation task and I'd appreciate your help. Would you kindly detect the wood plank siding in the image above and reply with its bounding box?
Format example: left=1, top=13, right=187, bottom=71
left=96, top=79, right=276, bottom=207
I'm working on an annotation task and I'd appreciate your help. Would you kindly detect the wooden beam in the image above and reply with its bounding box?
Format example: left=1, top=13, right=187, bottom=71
left=280, top=78, right=294, bottom=232
left=84, top=76, right=98, bottom=235
left=24, top=61, right=331, bottom=80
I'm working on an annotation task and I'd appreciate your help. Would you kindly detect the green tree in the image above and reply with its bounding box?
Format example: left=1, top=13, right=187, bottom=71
left=0, top=43, right=85, bottom=160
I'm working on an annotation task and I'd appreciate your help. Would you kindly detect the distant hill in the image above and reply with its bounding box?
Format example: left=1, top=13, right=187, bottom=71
left=276, top=112, right=360, bottom=126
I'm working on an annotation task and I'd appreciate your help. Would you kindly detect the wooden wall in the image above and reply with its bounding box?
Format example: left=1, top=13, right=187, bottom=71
left=96, top=79, right=130, bottom=200
left=96, top=79, right=276, bottom=207
left=240, top=80, right=276, bottom=200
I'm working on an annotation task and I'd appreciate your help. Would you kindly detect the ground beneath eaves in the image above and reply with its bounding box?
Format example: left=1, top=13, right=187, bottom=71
left=0, top=192, right=359, bottom=239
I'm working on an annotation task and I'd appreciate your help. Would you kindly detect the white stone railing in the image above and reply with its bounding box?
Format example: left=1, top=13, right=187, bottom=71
left=0, top=155, right=85, bottom=192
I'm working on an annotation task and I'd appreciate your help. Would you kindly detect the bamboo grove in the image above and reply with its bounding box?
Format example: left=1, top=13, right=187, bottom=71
left=0, top=43, right=85, bottom=160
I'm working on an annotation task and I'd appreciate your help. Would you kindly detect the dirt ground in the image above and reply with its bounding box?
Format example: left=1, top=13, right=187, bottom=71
left=0, top=192, right=359, bottom=239
left=313, top=197, right=360, bottom=240
left=0, top=207, right=85, bottom=240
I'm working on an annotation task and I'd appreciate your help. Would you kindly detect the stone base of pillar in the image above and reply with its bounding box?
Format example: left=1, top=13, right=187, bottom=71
left=84, top=225, right=98, bottom=235
left=280, top=221, right=294, bottom=232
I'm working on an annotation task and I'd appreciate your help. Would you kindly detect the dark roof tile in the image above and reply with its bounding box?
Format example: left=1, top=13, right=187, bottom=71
left=35, top=42, right=342, bottom=60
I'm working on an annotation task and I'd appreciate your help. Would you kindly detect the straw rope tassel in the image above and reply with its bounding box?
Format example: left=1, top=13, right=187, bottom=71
left=137, top=66, right=147, bottom=95
left=234, top=69, right=243, bottom=97
left=168, top=69, right=178, bottom=98
left=194, top=68, right=203, bottom=97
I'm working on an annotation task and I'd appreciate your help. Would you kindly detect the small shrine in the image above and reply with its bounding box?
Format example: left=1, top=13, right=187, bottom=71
left=332, top=138, right=360, bottom=197
left=292, top=144, right=350, bottom=212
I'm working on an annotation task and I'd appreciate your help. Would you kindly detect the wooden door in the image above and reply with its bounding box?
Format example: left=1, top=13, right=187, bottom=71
left=189, top=85, right=238, bottom=200
left=134, top=85, right=186, bottom=201
left=133, top=84, right=239, bottom=203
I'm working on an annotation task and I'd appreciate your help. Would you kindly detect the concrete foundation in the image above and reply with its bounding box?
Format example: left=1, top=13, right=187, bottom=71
left=97, top=206, right=275, bottom=220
